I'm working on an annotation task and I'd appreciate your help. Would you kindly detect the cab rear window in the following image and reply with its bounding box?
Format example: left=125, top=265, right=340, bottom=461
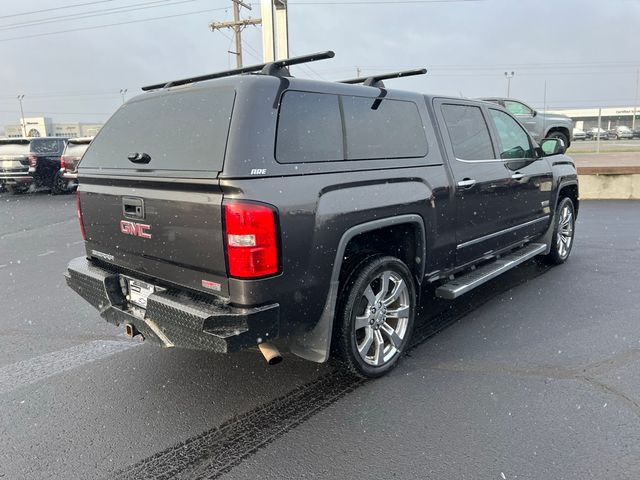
left=80, top=88, right=235, bottom=171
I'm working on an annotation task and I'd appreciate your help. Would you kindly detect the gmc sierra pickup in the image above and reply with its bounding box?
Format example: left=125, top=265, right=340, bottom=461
left=66, top=51, right=579, bottom=378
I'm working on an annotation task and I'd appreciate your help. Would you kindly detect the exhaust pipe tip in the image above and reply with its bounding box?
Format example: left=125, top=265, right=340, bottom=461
left=258, top=342, right=283, bottom=365
left=124, top=323, right=136, bottom=338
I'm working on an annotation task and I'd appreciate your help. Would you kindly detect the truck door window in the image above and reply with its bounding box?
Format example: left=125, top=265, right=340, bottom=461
left=489, top=109, right=535, bottom=159
left=504, top=100, right=534, bottom=116
left=441, top=104, right=494, bottom=161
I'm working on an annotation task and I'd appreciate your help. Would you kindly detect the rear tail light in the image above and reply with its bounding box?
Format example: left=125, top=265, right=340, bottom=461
left=60, top=155, right=66, bottom=169
left=76, top=191, right=86, bottom=241
left=28, top=155, right=37, bottom=167
left=224, top=201, right=279, bottom=278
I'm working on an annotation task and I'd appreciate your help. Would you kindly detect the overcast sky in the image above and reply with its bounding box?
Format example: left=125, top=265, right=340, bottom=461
left=1, top=0, right=639, bottom=129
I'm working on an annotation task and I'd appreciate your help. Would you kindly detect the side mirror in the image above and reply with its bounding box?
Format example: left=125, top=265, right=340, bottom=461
left=531, top=110, right=537, bottom=118
left=540, top=138, right=566, bottom=156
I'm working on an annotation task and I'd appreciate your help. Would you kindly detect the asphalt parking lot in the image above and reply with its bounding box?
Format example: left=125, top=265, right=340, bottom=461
left=1, top=192, right=639, bottom=480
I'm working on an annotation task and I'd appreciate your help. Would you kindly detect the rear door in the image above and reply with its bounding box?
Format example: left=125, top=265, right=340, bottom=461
left=78, top=86, right=236, bottom=297
left=435, top=100, right=514, bottom=265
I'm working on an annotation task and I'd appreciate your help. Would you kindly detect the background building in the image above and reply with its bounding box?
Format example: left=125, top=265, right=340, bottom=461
left=546, top=107, right=639, bottom=131
left=4, top=117, right=102, bottom=138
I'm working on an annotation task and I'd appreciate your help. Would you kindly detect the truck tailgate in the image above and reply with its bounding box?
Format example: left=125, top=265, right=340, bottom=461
left=81, top=180, right=229, bottom=297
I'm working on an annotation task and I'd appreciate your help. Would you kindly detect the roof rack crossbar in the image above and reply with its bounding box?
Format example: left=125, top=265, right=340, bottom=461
left=340, top=68, right=427, bottom=87
left=141, top=50, right=335, bottom=91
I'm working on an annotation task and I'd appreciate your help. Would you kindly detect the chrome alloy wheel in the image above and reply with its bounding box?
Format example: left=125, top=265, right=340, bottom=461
left=556, top=203, right=574, bottom=259
left=353, top=270, right=411, bottom=367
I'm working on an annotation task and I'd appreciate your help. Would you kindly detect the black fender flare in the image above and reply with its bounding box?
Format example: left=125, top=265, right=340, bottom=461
left=290, top=214, right=426, bottom=363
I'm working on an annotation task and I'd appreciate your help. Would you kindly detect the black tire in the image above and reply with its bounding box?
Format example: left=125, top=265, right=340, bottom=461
left=333, top=255, right=416, bottom=379
left=548, top=130, right=569, bottom=148
left=543, top=197, right=575, bottom=265
left=51, top=172, right=68, bottom=195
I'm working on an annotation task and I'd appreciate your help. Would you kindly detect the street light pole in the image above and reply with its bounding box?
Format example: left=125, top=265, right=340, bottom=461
left=17, top=94, right=26, bottom=137
left=504, top=71, right=515, bottom=98
left=119, top=88, right=128, bottom=105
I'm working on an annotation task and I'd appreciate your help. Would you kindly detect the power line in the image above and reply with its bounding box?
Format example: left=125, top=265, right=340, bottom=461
left=0, top=0, right=200, bottom=31
left=0, top=7, right=229, bottom=43
left=0, top=0, right=117, bottom=20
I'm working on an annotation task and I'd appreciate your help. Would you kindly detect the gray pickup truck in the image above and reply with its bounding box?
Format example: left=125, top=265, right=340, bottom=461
left=65, top=52, right=579, bottom=378
left=480, top=97, right=574, bottom=148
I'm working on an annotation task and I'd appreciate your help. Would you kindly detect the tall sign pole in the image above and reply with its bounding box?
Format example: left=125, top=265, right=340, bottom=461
left=261, top=0, right=288, bottom=61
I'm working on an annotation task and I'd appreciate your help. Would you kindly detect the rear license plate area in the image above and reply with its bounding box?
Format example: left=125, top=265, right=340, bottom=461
left=122, top=276, right=155, bottom=309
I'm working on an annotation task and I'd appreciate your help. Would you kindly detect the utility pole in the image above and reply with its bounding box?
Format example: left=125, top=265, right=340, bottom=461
left=209, top=0, right=260, bottom=68
left=356, top=67, right=361, bottom=78
left=119, top=88, right=128, bottom=105
left=504, top=71, right=514, bottom=97
left=633, top=68, right=639, bottom=130
left=16, top=94, right=26, bottom=137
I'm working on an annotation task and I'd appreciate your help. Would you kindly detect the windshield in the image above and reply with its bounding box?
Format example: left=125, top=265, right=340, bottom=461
left=80, top=88, right=235, bottom=171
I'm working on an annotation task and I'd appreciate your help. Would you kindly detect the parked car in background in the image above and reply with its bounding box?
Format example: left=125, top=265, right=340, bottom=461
left=633, top=128, right=640, bottom=139
left=0, top=138, right=32, bottom=193
left=0, top=137, right=68, bottom=193
left=586, top=127, right=612, bottom=140
left=572, top=128, right=586, bottom=141
left=612, top=125, right=633, bottom=140
left=479, top=97, right=574, bottom=147
left=55, top=136, right=93, bottom=194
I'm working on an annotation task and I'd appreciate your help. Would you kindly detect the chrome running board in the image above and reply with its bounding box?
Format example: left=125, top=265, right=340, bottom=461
left=435, top=243, right=547, bottom=300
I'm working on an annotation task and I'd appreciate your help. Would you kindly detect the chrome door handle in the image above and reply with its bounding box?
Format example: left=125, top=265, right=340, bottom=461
left=511, top=173, right=525, bottom=180
left=457, top=179, right=477, bottom=188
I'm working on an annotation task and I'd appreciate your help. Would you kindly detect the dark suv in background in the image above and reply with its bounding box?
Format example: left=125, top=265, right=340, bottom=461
left=66, top=52, right=579, bottom=378
left=0, top=137, right=67, bottom=193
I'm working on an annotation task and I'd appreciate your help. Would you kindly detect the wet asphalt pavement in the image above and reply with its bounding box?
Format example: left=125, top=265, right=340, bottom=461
left=1, top=191, right=639, bottom=480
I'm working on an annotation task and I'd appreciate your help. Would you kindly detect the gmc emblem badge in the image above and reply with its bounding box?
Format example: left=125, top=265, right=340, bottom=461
left=120, top=220, right=152, bottom=239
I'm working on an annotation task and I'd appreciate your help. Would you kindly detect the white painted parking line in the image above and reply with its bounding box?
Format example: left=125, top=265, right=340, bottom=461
left=37, top=250, right=56, bottom=257
left=0, top=340, right=140, bottom=395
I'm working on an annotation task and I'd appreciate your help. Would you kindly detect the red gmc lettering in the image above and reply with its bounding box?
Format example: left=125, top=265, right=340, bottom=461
left=120, top=220, right=152, bottom=239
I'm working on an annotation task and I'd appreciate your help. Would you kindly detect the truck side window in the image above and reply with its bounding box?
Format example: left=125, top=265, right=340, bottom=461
left=489, top=109, right=535, bottom=160
left=342, top=96, right=428, bottom=160
left=276, top=91, right=344, bottom=163
left=441, top=104, right=494, bottom=161
left=504, top=100, right=534, bottom=116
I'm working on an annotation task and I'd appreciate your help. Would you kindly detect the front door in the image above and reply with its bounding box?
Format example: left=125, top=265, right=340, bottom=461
left=486, top=107, right=554, bottom=241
